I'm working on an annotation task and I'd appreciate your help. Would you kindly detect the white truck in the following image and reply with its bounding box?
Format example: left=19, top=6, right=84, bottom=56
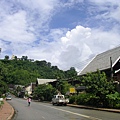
left=52, top=93, right=69, bottom=106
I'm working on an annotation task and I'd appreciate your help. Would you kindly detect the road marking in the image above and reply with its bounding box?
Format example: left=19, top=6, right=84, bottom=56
left=40, top=104, right=102, bottom=120
left=42, top=116, right=45, bottom=119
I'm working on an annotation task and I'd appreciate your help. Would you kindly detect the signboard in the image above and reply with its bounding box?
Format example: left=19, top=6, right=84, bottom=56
left=70, top=88, right=76, bottom=93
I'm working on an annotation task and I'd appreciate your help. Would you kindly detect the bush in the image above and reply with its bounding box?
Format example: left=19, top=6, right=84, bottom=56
left=106, top=92, right=120, bottom=108
left=76, top=93, right=99, bottom=106
left=115, top=104, right=120, bottom=108
left=76, top=93, right=88, bottom=105
left=69, top=95, right=77, bottom=104
left=69, top=93, right=100, bottom=107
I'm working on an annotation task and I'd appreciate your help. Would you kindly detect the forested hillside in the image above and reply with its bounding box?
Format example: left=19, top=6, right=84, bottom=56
left=0, top=56, right=77, bottom=85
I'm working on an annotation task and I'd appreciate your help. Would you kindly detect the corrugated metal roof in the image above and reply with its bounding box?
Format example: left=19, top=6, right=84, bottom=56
left=79, top=46, right=120, bottom=75
left=37, top=78, right=57, bottom=85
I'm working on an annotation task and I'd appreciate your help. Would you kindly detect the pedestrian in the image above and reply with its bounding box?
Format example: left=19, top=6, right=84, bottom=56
left=27, top=97, right=31, bottom=106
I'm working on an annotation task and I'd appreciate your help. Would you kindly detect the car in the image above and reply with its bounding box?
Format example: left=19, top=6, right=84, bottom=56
left=6, top=95, right=12, bottom=100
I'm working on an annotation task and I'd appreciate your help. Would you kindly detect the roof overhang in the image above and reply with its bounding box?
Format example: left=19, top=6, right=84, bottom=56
left=112, top=56, right=120, bottom=67
left=37, top=78, right=57, bottom=85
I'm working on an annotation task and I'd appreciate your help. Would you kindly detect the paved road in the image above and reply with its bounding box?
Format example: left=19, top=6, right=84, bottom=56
left=8, top=97, right=120, bottom=120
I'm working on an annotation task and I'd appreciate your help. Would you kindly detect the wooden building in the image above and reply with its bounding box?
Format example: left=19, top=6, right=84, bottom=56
left=78, top=46, right=120, bottom=92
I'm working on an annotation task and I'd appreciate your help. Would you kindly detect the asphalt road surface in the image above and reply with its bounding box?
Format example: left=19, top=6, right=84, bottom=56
left=8, top=97, right=120, bottom=120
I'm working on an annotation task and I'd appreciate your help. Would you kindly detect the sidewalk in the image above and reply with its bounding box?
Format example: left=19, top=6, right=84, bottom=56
left=0, top=100, right=14, bottom=120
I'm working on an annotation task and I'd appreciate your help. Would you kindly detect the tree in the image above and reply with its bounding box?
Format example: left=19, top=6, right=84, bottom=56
left=65, top=67, right=77, bottom=78
left=81, top=70, right=116, bottom=107
left=4, top=55, right=9, bottom=60
left=33, top=84, right=57, bottom=101
left=0, top=55, right=77, bottom=89
left=14, top=56, right=17, bottom=60
left=0, top=80, right=8, bottom=97
left=35, top=60, right=47, bottom=67
left=61, top=81, right=73, bottom=95
left=21, top=56, right=28, bottom=61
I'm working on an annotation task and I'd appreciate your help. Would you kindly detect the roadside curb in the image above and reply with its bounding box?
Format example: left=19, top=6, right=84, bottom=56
left=0, top=100, right=15, bottom=120
left=67, top=104, right=120, bottom=113
left=7, top=105, right=15, bottom=120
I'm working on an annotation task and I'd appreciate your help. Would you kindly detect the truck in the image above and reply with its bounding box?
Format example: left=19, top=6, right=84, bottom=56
left=52, top=93, right=69, bottom=106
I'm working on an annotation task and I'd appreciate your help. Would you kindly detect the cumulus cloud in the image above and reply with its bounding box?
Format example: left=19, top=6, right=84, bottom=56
left=53, top=25, right=120, bottom=71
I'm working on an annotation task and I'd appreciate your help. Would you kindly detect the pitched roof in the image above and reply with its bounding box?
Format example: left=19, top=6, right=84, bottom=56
left=79, top=46, right=120, bottom=75
left=115, top=69, right=120, bottom=74
left=37, top=78, right=57, bottom=85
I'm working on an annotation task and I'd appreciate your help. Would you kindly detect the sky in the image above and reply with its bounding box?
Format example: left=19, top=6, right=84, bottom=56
left=0, top=0, right=120, bottom=72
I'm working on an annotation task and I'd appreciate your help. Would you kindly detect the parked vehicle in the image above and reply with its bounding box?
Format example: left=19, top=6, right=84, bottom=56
left=6, top=95, right=12, bottom=100
left=52, top=93, right=69, bottom=106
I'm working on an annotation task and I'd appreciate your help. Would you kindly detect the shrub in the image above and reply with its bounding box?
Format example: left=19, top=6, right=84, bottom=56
left=106, top=92, right=120, bottom=108
left=69, top=93, right=100, bottom=107
left=76, top=93, right=88, bottom=105
left=69, top=95, right=77, bottom=104
left=76, top=93, right=98, bottom=105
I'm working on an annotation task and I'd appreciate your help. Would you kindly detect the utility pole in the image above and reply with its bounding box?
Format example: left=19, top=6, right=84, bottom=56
left=110, top=57, right=113, bottom=80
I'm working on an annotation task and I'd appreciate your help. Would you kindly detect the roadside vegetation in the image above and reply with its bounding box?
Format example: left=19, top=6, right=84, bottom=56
left=69, top=71, right=120, bottom=108
left=0, top=55, right=120, bottom=108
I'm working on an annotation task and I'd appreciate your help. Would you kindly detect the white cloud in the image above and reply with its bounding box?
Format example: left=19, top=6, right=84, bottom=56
left=19, top=0, right=58, bottom=11
left=89, top=0, right=120, bottom=22
left=0, top=10, right=35, bottom=43
left=18, top=0, right=60, bottom=31
left=0, top=0, right=59, bottom=56
left=109, top=6, right=120, bottom=21
left=54, top=25, right=120, bottom=71
left=0, top=0, right=59, bottom=43
left=60, top=0, right=84, bottom=8
left=89, top=0, right=119, bottom=4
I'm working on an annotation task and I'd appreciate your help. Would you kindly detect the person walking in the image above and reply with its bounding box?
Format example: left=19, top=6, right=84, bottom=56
left=27, top=97, right=31, bottom=106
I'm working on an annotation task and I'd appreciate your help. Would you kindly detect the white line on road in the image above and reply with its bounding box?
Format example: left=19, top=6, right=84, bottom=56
left=39, top=104, right=102, bottom=120
left=42, top=116, right=45, bottom=119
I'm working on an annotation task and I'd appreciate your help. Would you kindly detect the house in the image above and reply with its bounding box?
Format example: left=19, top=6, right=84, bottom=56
left=25, top=84, right=32, bottom=95
left=36, top=78, right=57, bottom=85
left=25, top=83, right=36, bottom=96
left=78, top=46, right=120, bottom=79
left=24, top=79, right=57, bottom=97
left=78, top=46, right=120, bottom=91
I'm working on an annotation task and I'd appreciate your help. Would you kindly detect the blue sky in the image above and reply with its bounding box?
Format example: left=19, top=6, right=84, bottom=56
left=0, top=0, right=120, bottom=72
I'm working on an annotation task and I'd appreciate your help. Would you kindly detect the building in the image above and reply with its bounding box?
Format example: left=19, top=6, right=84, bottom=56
left=78, top=46, right=120, bottom=91
left=25, top=83, right=36, bottom=96
left=36, top=78, right=57, bottom=85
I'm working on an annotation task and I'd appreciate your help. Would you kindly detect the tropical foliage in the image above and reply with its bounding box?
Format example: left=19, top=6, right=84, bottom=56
left=0, top=56, right=77, bottom=97
left=33, top=84, right=57, bottom=101
left=0, top=56, right=77, bottom=85
left=69, top=70, right=120, bottom=108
